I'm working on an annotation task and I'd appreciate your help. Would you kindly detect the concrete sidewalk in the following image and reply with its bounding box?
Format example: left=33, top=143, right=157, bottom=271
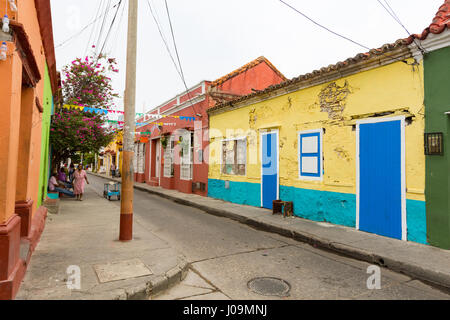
left=16, top=186, right=188, bottom=300
left=90, top=172, right=450, bottom=292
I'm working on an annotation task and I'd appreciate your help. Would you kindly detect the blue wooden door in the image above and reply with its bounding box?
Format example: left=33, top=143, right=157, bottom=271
left=262, top=132, right=278, bottom=209
left=359, top=120, right=403, bottom=239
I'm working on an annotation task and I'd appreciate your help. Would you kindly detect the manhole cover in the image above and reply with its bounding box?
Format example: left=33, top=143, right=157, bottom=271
left=247, top=277, right=291, bottom=297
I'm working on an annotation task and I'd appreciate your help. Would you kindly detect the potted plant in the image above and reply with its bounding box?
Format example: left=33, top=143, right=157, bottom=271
left=161, top=134, right=169, bottom=149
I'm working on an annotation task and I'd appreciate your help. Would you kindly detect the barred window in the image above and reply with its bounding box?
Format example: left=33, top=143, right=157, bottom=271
left=180, top=132, right=193, bottom=180
left=221, top=139, right=246, bottom=176
left=163, top=136, right=174, bottom=177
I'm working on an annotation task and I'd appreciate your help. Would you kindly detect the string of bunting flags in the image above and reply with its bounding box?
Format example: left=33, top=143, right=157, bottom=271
left=107, top=120, right=177, bottom=127
left=62, top=105, right=196, bottom=122
left=62, top=105, right=144, bottom=116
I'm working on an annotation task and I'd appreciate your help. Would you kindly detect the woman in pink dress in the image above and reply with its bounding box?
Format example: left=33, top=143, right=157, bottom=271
left=73, top=164, right=90, bottom=201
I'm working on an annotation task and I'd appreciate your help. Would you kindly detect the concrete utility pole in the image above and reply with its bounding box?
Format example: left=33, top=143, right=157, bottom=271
left=120, top=0, right=138, bottom=241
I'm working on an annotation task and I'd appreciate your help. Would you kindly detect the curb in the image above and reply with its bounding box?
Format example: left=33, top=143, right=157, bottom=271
left=87, top=173, right=191, bottom=300
left=89, top=172, right=450, bottom=292
left=124, top=256, right=190, bottom=300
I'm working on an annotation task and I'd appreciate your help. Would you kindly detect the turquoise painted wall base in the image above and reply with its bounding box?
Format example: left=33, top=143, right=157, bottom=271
left=280, top=185, right=356, bottom=227
left=208, top=179, right=261, bottom=207
left=208, top=179, right=428, bottom=245
left=406, top=199, right=427, bottom=245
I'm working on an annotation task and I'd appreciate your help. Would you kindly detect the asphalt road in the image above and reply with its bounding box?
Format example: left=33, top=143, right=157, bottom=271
left=88, top=175, right=450, bottom=300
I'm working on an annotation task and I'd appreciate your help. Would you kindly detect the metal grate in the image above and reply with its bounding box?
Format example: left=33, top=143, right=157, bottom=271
left=424, top=133, right=444, bottom=155
left=247, top=277, right=291, bottom=297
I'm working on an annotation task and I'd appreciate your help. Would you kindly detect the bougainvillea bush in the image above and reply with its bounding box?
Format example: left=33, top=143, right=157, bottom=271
left=60, top=50, right=119, bottom=109
left=50, top=49, right=120, bottom=166
left=50, top=108, right=115, bottom=167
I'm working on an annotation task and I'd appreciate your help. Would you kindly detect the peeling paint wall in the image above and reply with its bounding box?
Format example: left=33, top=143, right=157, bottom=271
left=208, top=58, right=427, bottom=244
left=318, top=80, right=352, bottom=119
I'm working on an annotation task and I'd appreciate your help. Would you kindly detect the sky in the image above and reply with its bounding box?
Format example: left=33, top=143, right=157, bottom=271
left=50, top=0, right=444, bottom=114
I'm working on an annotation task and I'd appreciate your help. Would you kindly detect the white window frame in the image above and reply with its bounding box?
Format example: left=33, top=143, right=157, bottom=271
left=163, top=135, right=174, bottom=178
left=220, top=137, right=247, bottom=176
left=298, top=129, right=323, bottom=181
left=180, top=131, right=193, bottom=181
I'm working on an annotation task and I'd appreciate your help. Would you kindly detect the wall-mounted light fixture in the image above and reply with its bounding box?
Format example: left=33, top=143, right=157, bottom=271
left=424, top=132, right=444, bottom=156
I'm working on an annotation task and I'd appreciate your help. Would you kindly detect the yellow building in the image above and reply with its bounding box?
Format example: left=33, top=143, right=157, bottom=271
left=208, top=41, right=427, bottom=245
left=102, top=130, right=123, bottom=176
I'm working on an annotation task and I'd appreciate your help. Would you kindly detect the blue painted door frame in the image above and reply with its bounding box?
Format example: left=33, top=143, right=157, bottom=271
left=357, top=116, right=406, bottom=240
left=261, top=131, right=279, bottom=209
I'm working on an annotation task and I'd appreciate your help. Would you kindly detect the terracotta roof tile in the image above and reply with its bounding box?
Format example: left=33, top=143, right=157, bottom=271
left=210, top=56, right=287, bottom=87
left=406, top=0, right=450, bottom=44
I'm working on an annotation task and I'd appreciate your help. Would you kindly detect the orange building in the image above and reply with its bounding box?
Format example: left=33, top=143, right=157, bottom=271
left=0, top=0, right=57, bottom=300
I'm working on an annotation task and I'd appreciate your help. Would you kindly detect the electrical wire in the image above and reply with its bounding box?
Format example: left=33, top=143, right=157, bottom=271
left=278, top=0, right=421, bottom=68
left=110, top=0, right=127, bottom=55
left=99, top=0, right=123, bottom=56
left=376, top=0, right=427, bottom=54
left=278, top=0, right=370, bottom=50
left=84, top=0, right=104, bottom=56
left=146, top=0, right=182, bottom=78
left=163, top=0, right=199, bottom=116
left=55, top=1, right=122, bottom=50
left=95, top=0, right=112, bottom=52
left=377, top=0, right=411, bottom=36
left=151, top=0, right=165, bottom=35
left=165, top=0, right=188, bottom=89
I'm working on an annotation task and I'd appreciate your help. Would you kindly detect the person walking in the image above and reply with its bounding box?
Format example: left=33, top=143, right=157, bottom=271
left=111, top=163, right=116, bottom=177
left=73, top=164, right=89, bottom=201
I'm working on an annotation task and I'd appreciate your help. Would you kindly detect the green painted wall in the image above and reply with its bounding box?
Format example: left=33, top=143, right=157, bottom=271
left=37, top=64, right=53, bottom=207
left=424, top=46, right=450, bottom=249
